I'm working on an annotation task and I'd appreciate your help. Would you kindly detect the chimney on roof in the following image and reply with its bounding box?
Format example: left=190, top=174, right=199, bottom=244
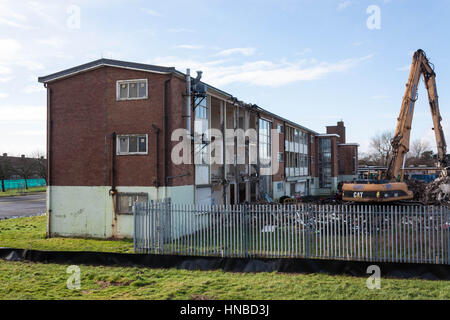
left=2, top=153, right=6, bottom=157
left=21, top=154, right=25, bottom=158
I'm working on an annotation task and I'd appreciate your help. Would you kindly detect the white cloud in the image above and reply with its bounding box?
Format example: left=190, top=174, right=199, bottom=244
left=175, top=44, right=204, bottom=50
left=13, top=130, right=46, bottom=136
left=0, top=2, right=30, bottom=29
left=0, top=17, right=29, bottom=29
left=16, top=60, right=44, bottom=70
left=36, top=37, right=67, bottom=49
left=0, top=38, right=22, bottom=61
left=0, top=105, right=45, bottom=122
left=338, top=1, right=352, bottom=10
left=0, top=93, right=8, bottom=98
left=0, top=38, right=44, bottom=71
left=23, top=84, right=45, bottom=94
left=216, top=47, right=256, bottom=57
left=0, top=65, right=12, bottom=74
left=150, top=54, right=374, bottom=87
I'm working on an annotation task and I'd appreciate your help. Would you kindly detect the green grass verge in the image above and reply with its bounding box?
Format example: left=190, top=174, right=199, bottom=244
left=0, top=215, right=449, bottom=300
left=0, top=216, right=133, bottom=253
left=0, top=260, right=449, bottom=300
left=0, top=186, right=47, bottom=197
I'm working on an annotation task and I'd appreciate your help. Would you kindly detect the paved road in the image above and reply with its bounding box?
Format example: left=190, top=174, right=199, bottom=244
left=0, top=193, right=46, bottom=219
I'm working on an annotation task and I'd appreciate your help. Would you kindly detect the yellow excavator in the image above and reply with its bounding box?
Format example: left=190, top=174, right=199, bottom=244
left=343, top=49, right=448, bottom=202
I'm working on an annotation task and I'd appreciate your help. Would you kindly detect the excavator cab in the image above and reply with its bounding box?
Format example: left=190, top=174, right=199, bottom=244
left=343, top=49, right=446, bottom=203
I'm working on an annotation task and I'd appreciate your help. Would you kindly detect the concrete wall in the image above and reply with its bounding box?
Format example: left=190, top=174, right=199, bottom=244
left=48, top=185, right=194, bottom=239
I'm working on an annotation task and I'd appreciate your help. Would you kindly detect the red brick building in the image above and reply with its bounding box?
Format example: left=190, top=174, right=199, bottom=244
left=39, top=59, right=358, bottom=238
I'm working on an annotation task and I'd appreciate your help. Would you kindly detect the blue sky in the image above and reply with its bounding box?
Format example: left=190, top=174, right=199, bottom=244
left=1, top=0, right=449, bottom=155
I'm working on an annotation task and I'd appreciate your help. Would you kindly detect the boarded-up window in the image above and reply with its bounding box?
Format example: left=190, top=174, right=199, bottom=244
left=116, top=193, right=148, bottom=215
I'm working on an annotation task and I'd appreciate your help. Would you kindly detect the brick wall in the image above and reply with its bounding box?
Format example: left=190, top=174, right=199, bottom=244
left=48, top=66, right=194, bottom=187
left=338, top=145, right=358, bottom=176
left=326, top=121, right=346, bottom=144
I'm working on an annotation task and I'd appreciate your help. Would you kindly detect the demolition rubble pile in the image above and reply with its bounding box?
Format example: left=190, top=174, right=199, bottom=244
left=408, top=176, right=450, bottom=205
left=407, top=179, right=427, bottom=202
left=424, top=176, right=450, bottom=205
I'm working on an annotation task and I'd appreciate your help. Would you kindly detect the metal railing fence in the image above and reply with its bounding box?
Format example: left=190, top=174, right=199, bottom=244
left=134, top=200, right=450, bottom=265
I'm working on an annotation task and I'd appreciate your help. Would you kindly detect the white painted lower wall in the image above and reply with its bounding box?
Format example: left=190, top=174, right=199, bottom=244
left=272, top=181, right=285, bottom=201
left=47, top=185, right=195, bottom=239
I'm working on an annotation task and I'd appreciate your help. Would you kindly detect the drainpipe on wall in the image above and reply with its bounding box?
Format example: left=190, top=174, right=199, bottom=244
left=109, top=132, right=118, bottom=239
left=152, top=125, right=160, bottom=203
left=152, top=124, right=160, bottom=189
left=222, top=101, right=227, bottom=204
left=46, top=85, right=52, bottom=238
left=163, top=75, right=172, bottom=200
left=186, top=69, right=191, bottom=137
left=186, top=69, right=195, bottom=203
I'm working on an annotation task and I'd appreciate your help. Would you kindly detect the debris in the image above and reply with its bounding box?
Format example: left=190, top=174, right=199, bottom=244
left=406, top=179, right=427, bottom=201
left=408, top=176, right=450, bottom=206
left=424, top=176, right=450, bottom=205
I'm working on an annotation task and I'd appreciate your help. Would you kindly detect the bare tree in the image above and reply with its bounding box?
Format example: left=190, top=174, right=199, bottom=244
left=0, top=156, right=12, bottom=192
left=30, top=150, right=47, bottom=183
left=369, top=130, right=394, bottom=166
left=14, top=155, right=37, bottom=189
left=358, top=152, right=379, bottom=166
left=408, top=139, right=432, bottom=159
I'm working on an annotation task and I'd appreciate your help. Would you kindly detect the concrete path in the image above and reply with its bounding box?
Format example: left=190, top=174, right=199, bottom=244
left=0, top=193, right=46, bottom=219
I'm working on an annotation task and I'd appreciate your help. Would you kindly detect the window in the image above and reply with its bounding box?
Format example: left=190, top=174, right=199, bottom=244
left=278, top=152, right=284, bottom=162
left=277, top=182, right=284, bottom=192
left=319, top=138, right=332, bottom=188
left=195, top=97, right=208, bottom=119
left=117, top=134, right=148, bottom=155
left=117, top=193, right=148, bottom=214
left=285, top=126, right=309, bottom=177
left=117, top=79, right=148, bottom=100
left=277, top=124, right=283, bottom=134
left=194, top=97, right=209, bottom=166
left=259, top=119, right=271, bottom=161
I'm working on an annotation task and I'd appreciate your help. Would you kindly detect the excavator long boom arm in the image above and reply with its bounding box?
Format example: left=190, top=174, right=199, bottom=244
left=424, top=64, right=448, bottom=171
left=386, top=49, right=448, bottom=180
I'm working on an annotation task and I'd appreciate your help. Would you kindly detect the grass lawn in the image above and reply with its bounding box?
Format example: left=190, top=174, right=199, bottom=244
left=0, top=216, right=449, bottom=300
left=0, top=259, right=449, bottom=300
left=0, top=215, right=133, bottom=253
left=0, top=186, right=47, bottom=197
